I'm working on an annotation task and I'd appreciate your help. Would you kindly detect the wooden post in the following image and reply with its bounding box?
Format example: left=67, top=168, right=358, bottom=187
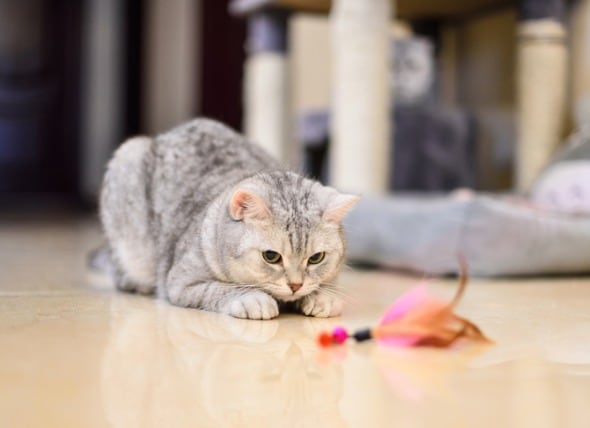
left=516, top=0, right=567, bottom=191
left=329, top=0, right=392, bottom=195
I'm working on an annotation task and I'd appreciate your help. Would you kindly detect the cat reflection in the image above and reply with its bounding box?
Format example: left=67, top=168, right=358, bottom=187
left=101, top=297, right=346, bottom=428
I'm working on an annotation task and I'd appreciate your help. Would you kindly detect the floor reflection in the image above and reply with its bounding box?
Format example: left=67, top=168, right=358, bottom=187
left=372, top=344, right=489, bottom=401
left=101, top=296, right=346, bottom=428
left=4, top=216, right=590, bottom=427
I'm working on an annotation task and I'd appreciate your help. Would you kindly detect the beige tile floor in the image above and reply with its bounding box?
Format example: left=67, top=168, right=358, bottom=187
left=1, top=214, right=590, bottom=428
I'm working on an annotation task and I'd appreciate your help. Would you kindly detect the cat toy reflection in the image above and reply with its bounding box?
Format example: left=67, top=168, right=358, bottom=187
left=317, top=259, right=491, bottom=348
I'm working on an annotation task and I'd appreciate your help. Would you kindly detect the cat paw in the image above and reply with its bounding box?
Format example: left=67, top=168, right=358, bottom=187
left=298, top=292, right=343, bottom=318
left=224, top=291, right=279, bottom=320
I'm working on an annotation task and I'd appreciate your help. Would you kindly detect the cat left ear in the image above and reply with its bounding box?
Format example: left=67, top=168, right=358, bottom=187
left=323, top=193, right=360, bottom=223
left=230, top=189, right=271, bottom=221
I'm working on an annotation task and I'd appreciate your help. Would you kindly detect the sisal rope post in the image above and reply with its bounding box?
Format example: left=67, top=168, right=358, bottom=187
left=329, top=0, right=392, bottom=195
left=243, top=10, right=290, bottom=163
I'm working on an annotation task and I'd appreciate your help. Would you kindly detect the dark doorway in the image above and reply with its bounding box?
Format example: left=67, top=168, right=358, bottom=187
left=200, top=0, right=246, bottom=131
left=0, top=0, right=82, bottom=194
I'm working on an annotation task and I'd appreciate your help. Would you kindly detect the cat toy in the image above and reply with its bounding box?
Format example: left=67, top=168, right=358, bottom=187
left=317, top=259, right=491, bottom=348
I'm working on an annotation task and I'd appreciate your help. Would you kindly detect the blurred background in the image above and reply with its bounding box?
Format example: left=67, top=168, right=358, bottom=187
left=0, top=0, right=239, bottom=207
left=0, top=0, right=587, bottom=208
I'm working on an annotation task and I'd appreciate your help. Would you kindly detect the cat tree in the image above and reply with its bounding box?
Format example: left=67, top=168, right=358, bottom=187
left=230, top=0, right=590, bottom=277
left=231, top=0, right=570, bottom=195
left=231, top=0, right=392, bottom=196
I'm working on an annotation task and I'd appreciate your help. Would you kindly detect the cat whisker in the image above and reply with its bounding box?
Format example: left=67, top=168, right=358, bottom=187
left=322, top=281, right=355, bottom=293
left=339, top=263, right=357, bottom=273
left=318, top=284, right=358, bottom=305
left=319, top=290, right=359, bottom=308
left=321, top=288, right=353, bottom=301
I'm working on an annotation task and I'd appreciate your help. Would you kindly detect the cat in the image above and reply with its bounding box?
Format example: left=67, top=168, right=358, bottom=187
left=98, top=118, right=358, bottom=320
left=391, top=36, right=434, bottom=105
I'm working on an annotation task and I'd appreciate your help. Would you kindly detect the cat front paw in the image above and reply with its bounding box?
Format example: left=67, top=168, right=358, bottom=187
left=223, top=290, right=279, bottom=320
left=298, top=292, right=343, bottom=318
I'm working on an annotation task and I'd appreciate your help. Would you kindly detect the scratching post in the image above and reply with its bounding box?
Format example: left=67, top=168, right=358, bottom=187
left=516, top=0, right=567, bottom=191
left=243, top=10, right=290, bottom=163
left=330, top=0, right=392, bottom=195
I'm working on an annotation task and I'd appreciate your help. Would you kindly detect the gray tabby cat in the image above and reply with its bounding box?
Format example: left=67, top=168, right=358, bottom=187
left=99, top=118, right=358, bottom=319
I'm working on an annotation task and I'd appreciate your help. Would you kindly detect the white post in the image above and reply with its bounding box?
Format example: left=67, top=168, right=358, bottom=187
left=243, top=10, right=290, bottom=163
left=329, top=0, right=392, bottom=195
left=244, top=54, right=289, bottom=162
left=516, top=1, right=567, bottom=191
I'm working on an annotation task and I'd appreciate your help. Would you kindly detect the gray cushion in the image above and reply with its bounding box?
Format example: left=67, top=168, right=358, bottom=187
left=344, top=194, right=590, bottom=276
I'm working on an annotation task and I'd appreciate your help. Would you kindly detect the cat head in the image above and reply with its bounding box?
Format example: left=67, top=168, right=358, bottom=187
left=392, top=36, right=434, bottom=104
left=219, top=172, right=359, bottom=302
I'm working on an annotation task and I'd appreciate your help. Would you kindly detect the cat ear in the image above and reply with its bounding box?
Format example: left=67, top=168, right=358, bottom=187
left=229, top=189, right=271, bottom=221
left=323, top=192, right=360, bottom=223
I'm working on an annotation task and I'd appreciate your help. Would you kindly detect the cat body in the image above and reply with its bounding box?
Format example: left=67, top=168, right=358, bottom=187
left=100, top=119, right=358, bottom=319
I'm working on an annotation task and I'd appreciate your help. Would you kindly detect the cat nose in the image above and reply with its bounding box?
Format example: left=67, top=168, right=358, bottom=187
left=288, top=283, right=302, bottom=293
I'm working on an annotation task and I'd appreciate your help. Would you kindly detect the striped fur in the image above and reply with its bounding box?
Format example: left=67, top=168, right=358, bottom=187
left=99, top=118, right=358, bottom=319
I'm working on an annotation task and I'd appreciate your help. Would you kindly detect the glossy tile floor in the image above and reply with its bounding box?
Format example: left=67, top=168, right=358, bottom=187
left=1, top=213, right=590, bottom=428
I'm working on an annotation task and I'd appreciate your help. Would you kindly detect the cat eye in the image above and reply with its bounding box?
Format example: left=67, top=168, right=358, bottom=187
left=308, top=252, right=325, bottom=265
left=262, top=250, right=282, bottom=264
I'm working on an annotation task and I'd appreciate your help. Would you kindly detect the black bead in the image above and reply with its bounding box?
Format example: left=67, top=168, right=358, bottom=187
left=352, top=328, right=372, bottom=342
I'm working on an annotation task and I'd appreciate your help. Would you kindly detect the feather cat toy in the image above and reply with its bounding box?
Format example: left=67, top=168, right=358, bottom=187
left=317, top=260, right=491, bottom=348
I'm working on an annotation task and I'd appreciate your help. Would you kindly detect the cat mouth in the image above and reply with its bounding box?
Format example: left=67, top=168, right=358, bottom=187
left=269, top=286, right=315, bottom=302
left=276, top=294, right=303, bottom=302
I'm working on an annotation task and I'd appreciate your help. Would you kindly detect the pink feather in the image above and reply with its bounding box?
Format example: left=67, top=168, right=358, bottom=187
left=380, top=285, right=431, bottom=323
left=378, top=285, right=437, bottom=347
left=372, top=259, right=491, bottom=348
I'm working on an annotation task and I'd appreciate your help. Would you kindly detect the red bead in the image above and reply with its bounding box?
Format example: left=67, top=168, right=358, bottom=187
left=332, top=327, right=348, bottom=344
left=317, top=331, right=333, bottom=347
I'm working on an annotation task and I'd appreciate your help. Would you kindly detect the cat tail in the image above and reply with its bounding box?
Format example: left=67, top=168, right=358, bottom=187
left=87, top=244, right=116, bottom=277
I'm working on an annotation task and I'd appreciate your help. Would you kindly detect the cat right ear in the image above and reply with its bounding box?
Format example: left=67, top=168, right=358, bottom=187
left=323, top=193, right=360, bottom=223
left=229, top=189, right=271, bottom=221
